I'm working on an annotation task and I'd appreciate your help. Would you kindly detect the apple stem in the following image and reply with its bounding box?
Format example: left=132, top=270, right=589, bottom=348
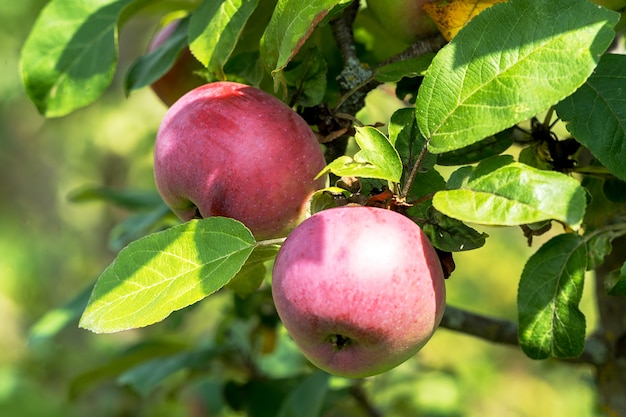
left=256, top=237, right=286, bottom=247
left=400, top=138, right=431, bottom=199
left=327, top=334, right=354, bottom=350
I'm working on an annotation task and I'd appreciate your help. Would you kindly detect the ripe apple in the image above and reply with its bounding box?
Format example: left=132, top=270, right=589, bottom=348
left=148, top=20, right=206, bottom=107
left=367, top=0, right=439, bottom=44
left=271, top=206, right=446, bottom=378
left=154, top=81, right=327, bottom=240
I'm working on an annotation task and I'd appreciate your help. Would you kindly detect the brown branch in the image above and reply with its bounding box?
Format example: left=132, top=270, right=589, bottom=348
left=330, top=0, right=360, bottom=65
left=374, top=34, right=448, bottom=69
left=440, top=305, right=607, bottom=366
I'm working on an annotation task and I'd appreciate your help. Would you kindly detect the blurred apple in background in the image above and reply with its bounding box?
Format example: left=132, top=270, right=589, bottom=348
left=367, top=0, right=440, bottom=44
left=148, top=20, right=206, bottom=107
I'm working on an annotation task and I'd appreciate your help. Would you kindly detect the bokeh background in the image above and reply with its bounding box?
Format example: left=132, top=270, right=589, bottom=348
left=0, top=2, right=603, bottom=416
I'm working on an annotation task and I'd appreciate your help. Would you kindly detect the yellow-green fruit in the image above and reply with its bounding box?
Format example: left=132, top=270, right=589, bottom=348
left=367, top=0, right=439, bottom=44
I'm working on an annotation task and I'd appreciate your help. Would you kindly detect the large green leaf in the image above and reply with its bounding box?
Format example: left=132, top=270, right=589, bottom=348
left=79, top=218, right=256, bottom=333
left=555, top=53, right=626, bottom=181
left=433, top=156, right=586, bottom=228
left=416, top=0, right=619, bottom=153
left=189, top=0, right=259, bottom=80
left=518, top=234, right=587, bottom=359
left=260, top=0, right=350, bottom=77
left=21, top=0, right=135, bottom=117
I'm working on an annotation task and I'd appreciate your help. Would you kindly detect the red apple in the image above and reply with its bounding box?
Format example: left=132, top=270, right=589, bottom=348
left=154, top=81, right=327, bottom=240
left=272, top=206, right=446, bottom=378
left=148, top=20, right=206, bottom=107
left=367, top=0, right=439, bottom=44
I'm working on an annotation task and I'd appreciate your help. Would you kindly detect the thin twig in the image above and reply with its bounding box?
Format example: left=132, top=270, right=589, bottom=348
left=350, top=383, right=384, bottom=417
left=374, top=34, right=448, bottom=69
left=400, top=138, right=430, bottom=198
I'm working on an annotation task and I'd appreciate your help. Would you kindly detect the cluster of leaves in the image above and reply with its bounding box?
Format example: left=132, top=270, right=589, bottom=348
left=21, top=0, right=626, bottom=412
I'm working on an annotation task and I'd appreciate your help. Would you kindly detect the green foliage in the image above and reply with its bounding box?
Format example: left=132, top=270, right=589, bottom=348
left=189, top=0, right=259, bottom=80
left=416, top=0, right=619, bottom=153
left=20, top=0, right=134, bottom=117
left=433, top=155, right=587, bottom=228
left=317, top=126, right=402, bottom=182
left=125, top=15, right=192, bottom=93
left=79, top=218, right=257, bottom=333
left=518, top=234, right=588, bottom=359
left=15, top=0, right=626, bottom=414
left=555, top=53, right=626, bottom=181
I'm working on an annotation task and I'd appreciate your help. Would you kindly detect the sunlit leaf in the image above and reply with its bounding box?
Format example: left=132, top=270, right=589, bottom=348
left=189, top=0, right=259, bottom=80
left=417, top=0, right=619, bottom=153
left=433, top=156, right=586, bottom=228
left=518, top=234, right=587, bottom=359
left=555, top=54, right=626, bottom=181
left=79, top=218, right=256, bottom=333
left=21, top=0, right=134, bottom=117
left=260, top=0, right=350, bottom=79
left=317, top=126, right=403, bottom=183
left=423, top=0, right=507, bottom=41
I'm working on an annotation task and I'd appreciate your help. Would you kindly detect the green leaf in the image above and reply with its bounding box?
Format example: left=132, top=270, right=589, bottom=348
left=606, top=262, right=626, bottom=296
left=585, top=231, right=615, bottom=271
left=390, top=107, right=437, bottom=174
left=518, top=234, right=587, bottom=359
left=374, top=55, right=434, bottom=83
left=555, top=53, right=626, bottom=181
left=283, top=46, right=328, bottom=107
left=70, top=340, right=187, bottom=399
left=68, top=186, right=164, bottom=210
left=416, top=0, right=619, bottom=153
left=603, top=178, right=626, bottom=204
left=125, top=16, right=192, bottom=94
left=189, top=0, right=259, bottom=80
left=118, top=347, right=222, bottom=397
left=433, top=156, right=587, bottom=228
left=260, top=0, right=350, bottom=77
left=108, top=204, right=174, bottom=251
left=421, top=208, right=487, bottom=252
left=79, top=218, right=256, bottom=333
left=317, top=126, right=403, bottom=183
left=21, top=0, right=134, bottom=117
left=28, top=284, right=93, bottom=346
left=406, top=169, right=447, bottom=219
left=276, top=371, right=330, bottom=417
left=436, top=130, right=513, bottom=166
left=226, top=243, right=280, bottom=297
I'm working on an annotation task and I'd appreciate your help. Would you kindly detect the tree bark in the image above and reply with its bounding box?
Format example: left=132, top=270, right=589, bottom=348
left=593, top=235, right=626, bottom=417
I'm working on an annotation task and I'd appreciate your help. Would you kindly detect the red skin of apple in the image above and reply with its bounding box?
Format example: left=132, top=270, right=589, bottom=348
left=367, top=0, right=439, bottom=44
left=148, top=20, right=206, bottom=107
left=154, top=81, right=327, bottom=240
left=272, top=206, right=446, bottom=378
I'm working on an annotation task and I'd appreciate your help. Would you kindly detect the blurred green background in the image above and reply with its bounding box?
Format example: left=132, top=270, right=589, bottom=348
left=0, top=2, right=602, bottom=416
